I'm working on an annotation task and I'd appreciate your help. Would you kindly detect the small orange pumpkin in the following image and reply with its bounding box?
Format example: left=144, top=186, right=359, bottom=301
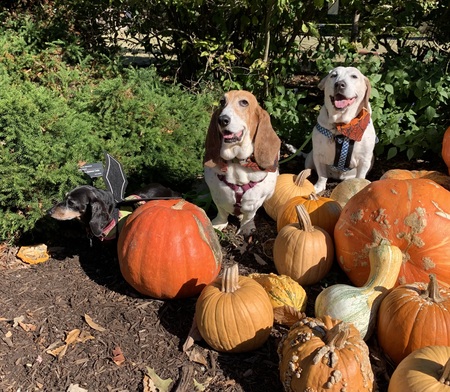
left=263, top=169, right=314, bottom=220
left=117, top=199, right=222, bottom=299
left=195, top=264, right=273, bottom=353
left=377, top=274, right=450, bottom=365
left=277, top=193, right=342, bottom=236
left=274, top=205, right=334, bottom=286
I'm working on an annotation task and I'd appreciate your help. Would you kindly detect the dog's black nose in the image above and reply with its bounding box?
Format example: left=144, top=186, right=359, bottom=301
left=218, top=114, right=230, bottom=127
left=334, top=81, right=346, bottom=90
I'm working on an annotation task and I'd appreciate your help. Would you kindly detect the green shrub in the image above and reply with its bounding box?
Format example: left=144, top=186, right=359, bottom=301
left=0, top=28, right=214, bottom=243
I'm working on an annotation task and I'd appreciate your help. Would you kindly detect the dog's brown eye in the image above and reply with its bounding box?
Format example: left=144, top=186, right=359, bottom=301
left=351, top=74, right=358, bottom=79
left=239, top=99, right=249, bottom=107
left=220, top=98, right=226, bottom=106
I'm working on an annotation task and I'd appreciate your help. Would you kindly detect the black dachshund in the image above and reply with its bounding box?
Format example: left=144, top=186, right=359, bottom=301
left=48, top=184, right=180, bottom=240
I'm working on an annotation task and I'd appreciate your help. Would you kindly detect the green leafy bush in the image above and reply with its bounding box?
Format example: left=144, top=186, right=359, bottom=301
left=0, top=28, right=213, bottom=243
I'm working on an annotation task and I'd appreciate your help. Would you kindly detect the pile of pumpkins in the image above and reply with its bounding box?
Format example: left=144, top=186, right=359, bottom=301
left=115, top=127, right=450, bottom=392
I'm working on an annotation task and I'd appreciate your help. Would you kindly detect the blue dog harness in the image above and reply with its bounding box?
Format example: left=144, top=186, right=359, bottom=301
left=316, top=123, right=355, bottom=172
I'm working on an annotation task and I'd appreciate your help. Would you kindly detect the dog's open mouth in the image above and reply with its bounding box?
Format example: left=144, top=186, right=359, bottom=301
left=222, top=130, right=243, bottom=143
left=331, top=94, right=356, bottom=109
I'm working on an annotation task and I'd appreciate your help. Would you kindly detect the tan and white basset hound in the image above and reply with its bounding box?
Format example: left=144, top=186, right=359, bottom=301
left=305, top=66, right=377, bottom=193
left=204, top=90, right=281, bottom=235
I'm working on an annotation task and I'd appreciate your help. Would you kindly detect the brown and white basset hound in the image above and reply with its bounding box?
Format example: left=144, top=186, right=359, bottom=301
left=204, top=90, right=281, bottom=235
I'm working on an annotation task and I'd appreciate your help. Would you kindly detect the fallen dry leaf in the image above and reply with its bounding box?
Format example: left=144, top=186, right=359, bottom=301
left=18, top=321, right=37, bottom=332
left=46, top=329, right=94, bottom=359
left=67, top=384, right=88, bottom=392
left=12, top=315, right=25, bottom=327
left=77, top=330, right=95, bottom=343
left=145, top=367, right=173, bottom=392
left=187, top=347, right=207, bottom=366
left=84, top=314, right=106, bottom=332
left=182, top=318, right=202, bottom=352
left=2, top=331, right=13, bottom=347
left=143, top=374, right=157, bottom=392
left=65, top=329, right=81, bottom=345
left=112, top=346, right=125, bottom=366
left=193, top=377, right=212, bottom=391
left=273, top=305, right=306, bottom=327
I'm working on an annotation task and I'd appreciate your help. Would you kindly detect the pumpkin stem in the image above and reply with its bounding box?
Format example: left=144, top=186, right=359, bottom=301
left=221, top=264, right=240, bottom=293
left=308, top=193, right=319, bottom=201
left=171, top=199, right=186, bottom=210
left=439, top=358, right=450, bottom=385
left=295, top=205, right=314, bottom=232
left=422, top=274, right=444, bottom=303
left=312, top=322, right=349, bottom=368
left=294, top=169, right=312, bottom=186
left=324, top=322, right=350, bottom=350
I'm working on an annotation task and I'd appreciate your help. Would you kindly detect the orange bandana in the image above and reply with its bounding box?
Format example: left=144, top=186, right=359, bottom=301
left=336, top=108, right=371, bottom=142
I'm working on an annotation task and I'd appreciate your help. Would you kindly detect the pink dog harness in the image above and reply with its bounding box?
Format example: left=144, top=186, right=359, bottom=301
left=217, top=175, right=263, bottom=216
left=216, top=154, right=278, bottom=215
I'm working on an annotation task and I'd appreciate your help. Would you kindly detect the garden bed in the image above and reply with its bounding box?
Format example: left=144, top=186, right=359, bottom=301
left=0, top=153, right=447, bottom=392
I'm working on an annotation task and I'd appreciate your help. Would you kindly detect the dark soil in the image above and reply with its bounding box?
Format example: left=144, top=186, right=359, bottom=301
left=1, top=153, right=448, bottom=392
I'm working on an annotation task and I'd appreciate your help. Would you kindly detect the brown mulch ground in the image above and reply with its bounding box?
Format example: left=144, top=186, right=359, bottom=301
left=1, top=153, right=448, bottom=392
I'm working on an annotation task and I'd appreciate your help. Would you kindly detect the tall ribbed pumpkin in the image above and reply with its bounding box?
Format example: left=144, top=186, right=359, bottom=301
left=274, top=205, right=334, bottom=286
left=334, top=178, right=450, bottom=287
left=117, top=199, right=222, bottom=299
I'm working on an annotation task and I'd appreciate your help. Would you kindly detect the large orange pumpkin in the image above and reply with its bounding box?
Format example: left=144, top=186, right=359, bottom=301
left=117, top=199, right=222, bottom=299
left=442, top=126, right=450, bottom=175
left=334, top=178, right=450, bottom=287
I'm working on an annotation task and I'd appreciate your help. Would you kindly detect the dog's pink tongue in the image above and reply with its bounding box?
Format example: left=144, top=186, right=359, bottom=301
left=334, top=97, right=355, bottom=109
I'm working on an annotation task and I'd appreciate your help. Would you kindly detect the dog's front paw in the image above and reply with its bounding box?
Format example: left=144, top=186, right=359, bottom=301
left=211, top=218, right=229, bottom=232
left=237, top=220, right=256, bottom=237
left=314, top=178, right=328, bottom=194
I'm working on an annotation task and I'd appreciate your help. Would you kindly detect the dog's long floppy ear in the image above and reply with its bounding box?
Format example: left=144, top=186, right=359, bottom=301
left=253, top=107, right=281, bottom=169
left=363, top=76, right=372, bottom=111
left=88, top=188, right=115, bottom=237
left=203, top=109, right=222, bottom=168
left=89, top=199, right=113, bottom=237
